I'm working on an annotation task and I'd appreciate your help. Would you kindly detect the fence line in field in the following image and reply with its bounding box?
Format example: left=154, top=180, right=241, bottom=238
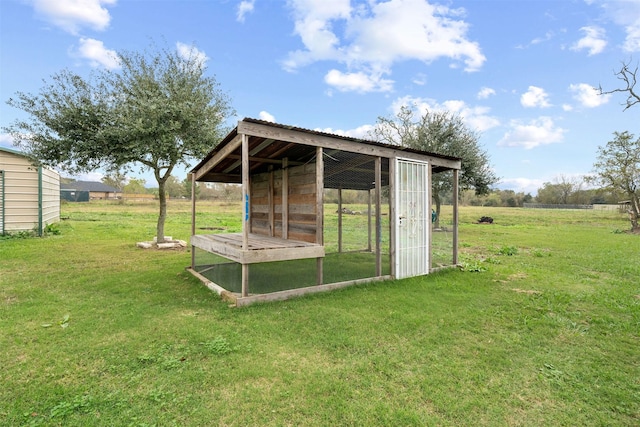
left=524, top=203, right=621, bottom=211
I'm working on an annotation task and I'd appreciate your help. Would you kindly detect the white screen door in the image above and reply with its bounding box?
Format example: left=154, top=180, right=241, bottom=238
left=395, top=158, right=429, bottom=279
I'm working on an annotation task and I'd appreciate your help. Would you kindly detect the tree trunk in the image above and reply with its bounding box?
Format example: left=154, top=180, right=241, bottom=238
left=157, top=178, right=167, bottom=244
left=433, top=192, right=441, bottom=229
left=630, top=194, right=640, bottom=232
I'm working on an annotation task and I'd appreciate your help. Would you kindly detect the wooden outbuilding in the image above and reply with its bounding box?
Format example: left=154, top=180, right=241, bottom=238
left=0, top=147, right=60, bottom=235
left=188, top=118, right=461, bottom=306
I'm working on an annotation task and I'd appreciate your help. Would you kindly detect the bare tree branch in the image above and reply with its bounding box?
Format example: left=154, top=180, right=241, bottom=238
left=599, top=59, right=640, bottom=111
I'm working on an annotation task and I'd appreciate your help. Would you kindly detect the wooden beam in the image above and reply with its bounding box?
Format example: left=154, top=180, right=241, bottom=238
left=186, top=268, right=238, bottom=304
left=194, top=134, right=242, bottom=181
left=338, top=187, right=343, bottom=253
left=268, top=167, right=274, bottom=237
left=375, top=157, right=382, bottom=277
left=242, top=134, right=250, bottom=250
left=235, top=276, right=392, bottom=307
left=197, top=173, right=241, bottom=183
left=453, top=169, right=459, bottom=266
left=222, top=138, right=281, bottom=173
left=190, top=234, right=324, bottom=264
left=241, top=133, right=250, bottom=297
left=316, top=150, right=324, bottom=232
left=367, top=189, right=372, bottom=252
left=428, top=163, right=433, bottom=272
left=190, top=173, right=196, bottom=269
left=237, top=120, right=462, bottom=170
left=316, top=146, right=324, bottom=285
left=282, top=158, right=289, bottom=239
left=242, top=264, right=249, bottom=298
left=226, top=154, right=305, bottom=166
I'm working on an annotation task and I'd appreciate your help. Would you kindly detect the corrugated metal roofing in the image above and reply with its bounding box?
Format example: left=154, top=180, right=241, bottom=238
left=191, top=118, right=460, bottom=190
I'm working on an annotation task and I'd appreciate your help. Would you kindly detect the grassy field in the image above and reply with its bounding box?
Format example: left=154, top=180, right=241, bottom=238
left=1, top=200, right=639, bottom=426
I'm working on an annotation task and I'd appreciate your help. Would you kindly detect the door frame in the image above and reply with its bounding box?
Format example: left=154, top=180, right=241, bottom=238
left=393, top=157, right=430, bottom=279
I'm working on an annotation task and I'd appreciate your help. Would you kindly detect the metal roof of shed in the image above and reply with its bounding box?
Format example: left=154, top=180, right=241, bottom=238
left=191, top=118, right=461, bottom=191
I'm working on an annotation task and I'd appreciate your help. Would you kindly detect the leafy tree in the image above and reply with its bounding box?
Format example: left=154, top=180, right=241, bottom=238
left=182, top=176, right=198, bottom=200
left=165, top=175, right=186, bottom=199
left=102, top=171, right=127, bottom=192
left=123, top=178, right=147, bottom=194
left=536, top=175, right=584, bottom=205
left=370, top=105, right=498, bottom=224
left=587, top=131, right=640, bottom=231
left=4, top=44, right=234, bottom=243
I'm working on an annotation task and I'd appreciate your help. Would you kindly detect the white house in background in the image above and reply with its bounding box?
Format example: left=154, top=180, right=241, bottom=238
left=0, top=147, right=60, bottom=235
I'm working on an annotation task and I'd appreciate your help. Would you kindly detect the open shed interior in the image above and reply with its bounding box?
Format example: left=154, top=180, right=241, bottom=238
left=188, top=119, right=460, bottom=305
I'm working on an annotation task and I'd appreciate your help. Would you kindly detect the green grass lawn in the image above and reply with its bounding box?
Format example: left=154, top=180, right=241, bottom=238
left=1, top=201, right=638, bottom=426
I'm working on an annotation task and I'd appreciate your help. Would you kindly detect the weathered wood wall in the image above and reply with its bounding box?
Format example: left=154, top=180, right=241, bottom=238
left=250, top=162, right=318, bottom=243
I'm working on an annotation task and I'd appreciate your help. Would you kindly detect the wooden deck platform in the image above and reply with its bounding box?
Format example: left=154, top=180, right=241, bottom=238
left=190, top=233, right=325, bottom=264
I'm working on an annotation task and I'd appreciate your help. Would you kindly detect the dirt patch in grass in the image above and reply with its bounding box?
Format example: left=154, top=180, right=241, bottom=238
left=512, top=288, right=542, bottom=295
left=495, top=272, right=528, bottom=284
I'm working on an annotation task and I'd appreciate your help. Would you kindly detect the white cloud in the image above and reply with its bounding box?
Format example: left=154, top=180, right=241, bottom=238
left=593, top=0, right=640, bottom=52
left=520, top=86, right=551, bottom=108
left=76, top=37, right=119, bottom=69
left=623, top=24, right=640, bottom=52
left=498, top=177, right=544, bottom=194
left=75, top=171, right=105, bottom=182
left=569, top=83, right=610, bottom=107
left=498, top=117, right=565, bottom=149
left=412, top=73, right=427, bottom=86
left=283, top=0, right=485, bottom=93
left=324, top=69, right=394, bottom=93
left=316, top=124, right=374, bottom=139
left=391, top=95, right=500, bottom=132
left=176, top=42, right=208, bottom=67
left=258, top=111, right=276, bottom=122
left=571, top=26, right=607, bottom=55
left=237, top=0, right=255, bottom=23
left=477, top=87, right=495, bottom=99
left=530, top=31, right=555, bottom=46
left=30, top=0, right=116, bottom=34
left=0, top=133, right=17, bottom=149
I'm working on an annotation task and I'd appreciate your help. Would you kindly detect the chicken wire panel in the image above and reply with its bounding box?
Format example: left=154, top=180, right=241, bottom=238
left=323, top=150, right=389, bottom=190
left=431, top=170, right=455, bottom=268
left=193, top=246, right=318, bottom=294
left=395, top=158, right=430, bottom=279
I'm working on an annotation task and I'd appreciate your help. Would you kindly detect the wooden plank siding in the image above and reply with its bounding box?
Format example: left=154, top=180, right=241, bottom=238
left=250, top=162, right=318, bottom=243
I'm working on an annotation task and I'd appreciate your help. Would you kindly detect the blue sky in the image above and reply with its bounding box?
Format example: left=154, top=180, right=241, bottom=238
left=1, top=0, right=639, bottom=194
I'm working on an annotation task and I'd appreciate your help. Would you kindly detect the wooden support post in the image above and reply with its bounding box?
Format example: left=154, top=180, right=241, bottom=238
left=190, top=172, right=196, bottom=270
left=453, top=169, right=459, bottom=266
left=282, top=157, right=289, bottom=239
left=316, top=146, right=324, bottom=285
left=428, top=164, right=433, bottom=271
left=367, top=189, right=372, bottom=252
left=338, top=187, right=343, bottom=253
left=375, top=157, right=382, bottom=277
left=242, top=133, right=250, bottom=297
left=242, top=264, right=249, bottom=298
left=268, top=166, right=274, bottom=237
